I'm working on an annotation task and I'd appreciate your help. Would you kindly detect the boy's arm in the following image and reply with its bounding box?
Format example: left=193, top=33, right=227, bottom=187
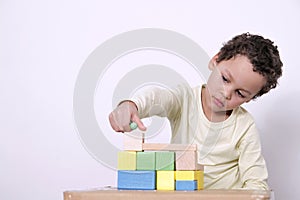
left=238, top=124, right=269, bottom=190
left=131, top=85, right=185, bottom=119
left=109, top=84, right=192, bottom=132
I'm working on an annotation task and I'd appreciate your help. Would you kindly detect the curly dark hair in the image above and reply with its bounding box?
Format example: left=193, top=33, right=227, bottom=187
left=216, top=33, right=283, bottom=99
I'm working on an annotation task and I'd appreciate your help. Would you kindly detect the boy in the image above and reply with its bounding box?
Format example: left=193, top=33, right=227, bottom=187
left=109, top=33, right=283, bottom=190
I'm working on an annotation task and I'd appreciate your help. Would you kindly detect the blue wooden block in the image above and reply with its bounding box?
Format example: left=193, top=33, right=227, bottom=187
left=175, top=180, right=197, bottom=191
left=118, top=170, right=156, bottom=190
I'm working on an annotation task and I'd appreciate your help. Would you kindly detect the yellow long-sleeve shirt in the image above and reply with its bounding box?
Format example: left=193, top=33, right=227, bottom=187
left=132, top=84, right=269, bottom=190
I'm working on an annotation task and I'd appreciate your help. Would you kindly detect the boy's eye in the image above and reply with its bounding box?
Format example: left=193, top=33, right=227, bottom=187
left=222, top=75, right=229, bottom=82
left=237, top=90, right=246, bottom=98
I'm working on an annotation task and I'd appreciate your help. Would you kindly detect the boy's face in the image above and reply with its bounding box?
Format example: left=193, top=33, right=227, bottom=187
left=205, top=54, right=266, bottom=113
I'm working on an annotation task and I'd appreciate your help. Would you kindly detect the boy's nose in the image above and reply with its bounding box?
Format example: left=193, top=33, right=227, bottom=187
left=223, top=86, right=232, bottom=100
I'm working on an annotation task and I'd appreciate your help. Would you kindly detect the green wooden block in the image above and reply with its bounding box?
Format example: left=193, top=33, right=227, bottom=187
left=155, top=152, right=175, bottom=171
left=136, top=152, right=156, bottom=170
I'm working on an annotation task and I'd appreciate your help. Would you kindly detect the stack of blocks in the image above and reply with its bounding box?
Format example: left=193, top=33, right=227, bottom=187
left=117, top=132, right=204, bottom=191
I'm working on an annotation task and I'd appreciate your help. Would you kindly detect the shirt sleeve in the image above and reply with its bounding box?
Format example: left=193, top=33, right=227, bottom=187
left=237, top=123, right=269, bottom=190
left=131, top=84, right=192, bottom=120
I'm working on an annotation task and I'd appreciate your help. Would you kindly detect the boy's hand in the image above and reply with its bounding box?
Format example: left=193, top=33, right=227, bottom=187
left=109, top=101, right=147, bottom=132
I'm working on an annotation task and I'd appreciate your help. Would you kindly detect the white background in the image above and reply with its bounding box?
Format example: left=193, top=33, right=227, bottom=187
left=1, top=0, right=299, bottom=200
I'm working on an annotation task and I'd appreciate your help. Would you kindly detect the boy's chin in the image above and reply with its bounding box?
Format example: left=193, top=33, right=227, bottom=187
left=213, top=108, right=233, bottom=114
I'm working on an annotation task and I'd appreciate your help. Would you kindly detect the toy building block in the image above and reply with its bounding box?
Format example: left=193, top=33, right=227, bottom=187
left=175, top=151, right=197, bottom=170
left=123, top=132, right=144, bottom=151
left=143, top=143, right=197, bottom=151
left=118, top=170, right=156, bottom=190
left=155, top=152, right=175, bottom=171
left=196, top=163, right=204, bottom=171
left=195, top=170, right=204, bottom=190
left=175, top=170, right=204, bottom=190
left=175, top=170, right=199, bottom=180
left=156, top=171, right=175, bottom=190
left=175, top=180, right=197, bottom=191
left=175, top=151, right=203, bottom=170
left=117, top=151, right=136, bottom=170
left=136, top=152, right=156, bottom=170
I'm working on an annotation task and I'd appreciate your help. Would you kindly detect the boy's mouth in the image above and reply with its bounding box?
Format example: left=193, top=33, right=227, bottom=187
left=213, top=96, right=224, bottom=108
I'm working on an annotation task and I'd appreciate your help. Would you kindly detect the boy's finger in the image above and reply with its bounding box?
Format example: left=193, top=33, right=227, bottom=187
left=109, top=112, right=126, bottom=132
left=131, top=115, right=147, bottom=131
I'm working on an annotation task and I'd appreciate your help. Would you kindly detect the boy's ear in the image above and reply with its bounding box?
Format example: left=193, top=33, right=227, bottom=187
left=208, top=54, right=219, bottom=70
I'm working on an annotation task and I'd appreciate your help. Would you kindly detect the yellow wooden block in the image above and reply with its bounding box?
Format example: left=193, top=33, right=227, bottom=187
left=156, top=171, right=175, bottom=190
left=175, top=170, right=198, bottom=180
left=195, top=170, right=204, bottom=190
left=117, top=151, right=136, bottom=170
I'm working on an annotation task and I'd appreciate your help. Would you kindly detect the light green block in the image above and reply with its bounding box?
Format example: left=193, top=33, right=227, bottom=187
left=136, top=152, right=156, bottom=170
left=155, top=152, right=175, bottom=171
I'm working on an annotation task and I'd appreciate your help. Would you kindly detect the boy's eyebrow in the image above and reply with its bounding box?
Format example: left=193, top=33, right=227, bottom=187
left=224, top=69, right=252, bottom=95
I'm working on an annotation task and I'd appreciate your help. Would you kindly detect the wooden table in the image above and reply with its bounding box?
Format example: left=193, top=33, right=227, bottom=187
left=64, top=188, right=270, bottom=200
